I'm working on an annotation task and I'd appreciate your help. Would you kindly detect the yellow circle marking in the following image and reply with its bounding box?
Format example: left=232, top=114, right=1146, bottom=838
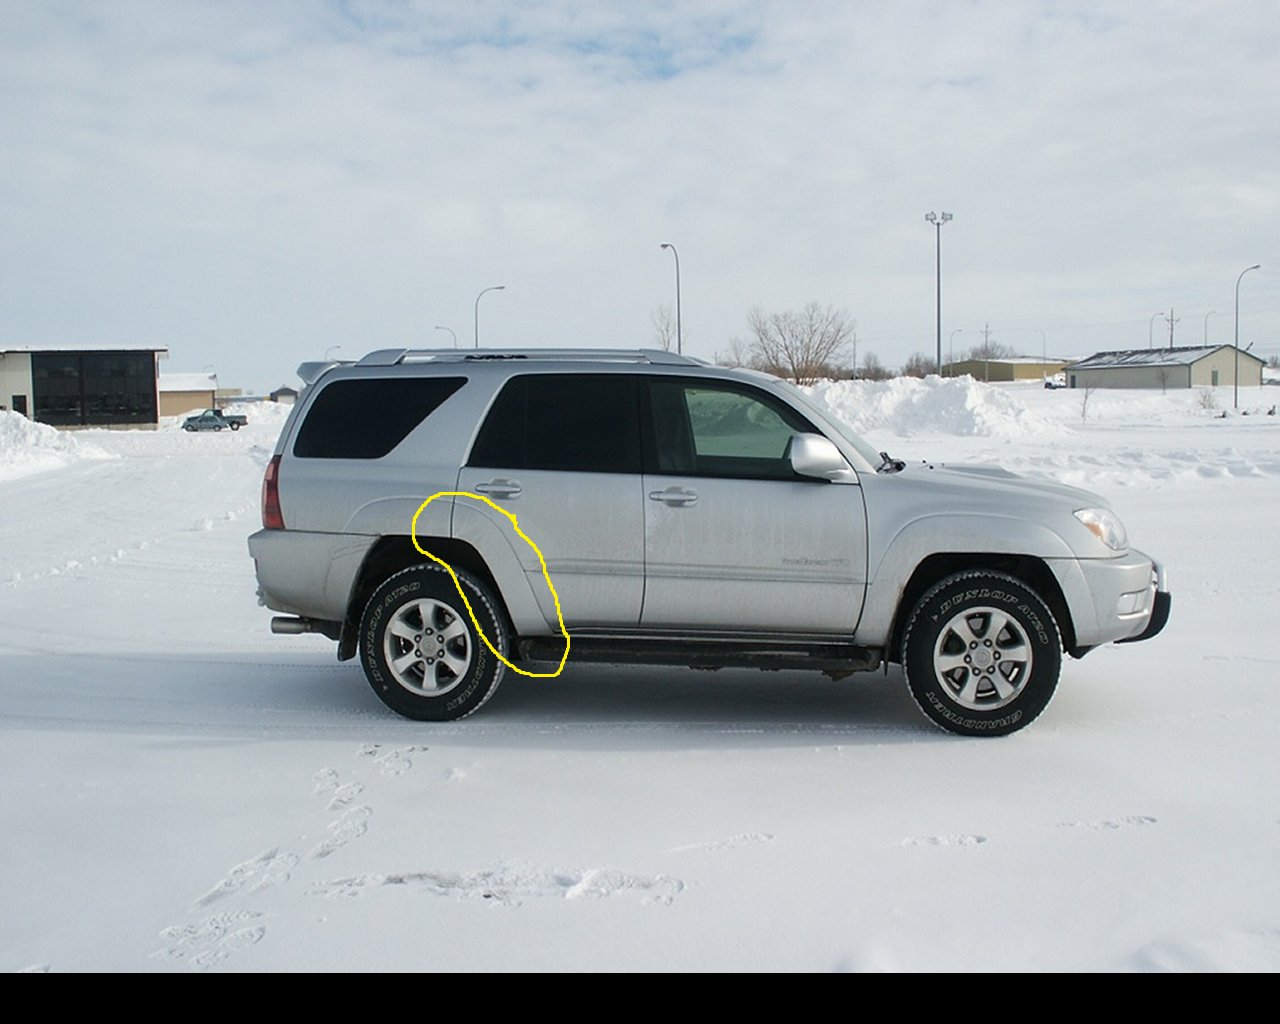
left=410, top=491, right=570, bottom=678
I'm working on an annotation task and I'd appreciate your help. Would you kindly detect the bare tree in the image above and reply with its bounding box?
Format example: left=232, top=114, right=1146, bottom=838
left=713, top=337, right=751, bottom=368
left=1079, top=379, right=1098, bottom=423
left=651, top=305, right=676, bottom=352
left=901, top=352, right=935, bottom=379
left=745, top=302, right=856, bottom=384
left=859, top=352, right=893, bottom=381
left=968, top=339, right=1017, bottom=361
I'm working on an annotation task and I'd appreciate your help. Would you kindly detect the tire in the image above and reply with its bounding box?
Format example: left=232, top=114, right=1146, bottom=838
left=902, top=571, right=1061, bottom=737
left=230, top=422, right=241, bottom=431
left=358, top=564, right=507, bottom=721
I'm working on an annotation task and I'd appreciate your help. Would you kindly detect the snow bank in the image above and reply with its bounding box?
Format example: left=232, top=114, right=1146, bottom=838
left=804, top=375, right=1060, bottom=439
left=0, top=411, right=115, bottom=482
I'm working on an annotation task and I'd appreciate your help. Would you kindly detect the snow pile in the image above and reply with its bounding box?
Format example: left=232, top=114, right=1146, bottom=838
left=0, top=411, right=115, bottom=482
left=804, top=375, right=1060, bottom=439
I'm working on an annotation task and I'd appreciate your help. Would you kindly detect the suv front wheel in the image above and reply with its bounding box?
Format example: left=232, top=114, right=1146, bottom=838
left=902, top=571, right=1062, bottom=737
left=359, top=564, right=507, bottom=721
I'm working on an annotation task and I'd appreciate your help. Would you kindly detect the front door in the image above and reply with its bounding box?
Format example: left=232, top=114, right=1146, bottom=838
left=640, top=378, right=867, bottom=635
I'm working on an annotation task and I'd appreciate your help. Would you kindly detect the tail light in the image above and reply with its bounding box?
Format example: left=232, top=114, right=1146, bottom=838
left=262, top=455, right=285, bottom=529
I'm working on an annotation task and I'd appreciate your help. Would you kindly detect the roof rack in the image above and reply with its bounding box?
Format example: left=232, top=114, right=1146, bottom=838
left=355, top=348, right=703, bottom=367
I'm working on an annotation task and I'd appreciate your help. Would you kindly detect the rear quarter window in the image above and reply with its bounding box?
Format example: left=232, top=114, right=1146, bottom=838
left=293, top=377, right=466, bottom=459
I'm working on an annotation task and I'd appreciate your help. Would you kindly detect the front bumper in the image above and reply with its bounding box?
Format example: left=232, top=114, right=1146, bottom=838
left=1050, top=549, right=1171, bottom=648
left=1116, top=559, right=1171, bottom=644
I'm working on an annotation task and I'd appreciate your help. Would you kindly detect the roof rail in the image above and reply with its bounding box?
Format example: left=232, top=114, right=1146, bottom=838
left=355, top=347, right=703, bottom=367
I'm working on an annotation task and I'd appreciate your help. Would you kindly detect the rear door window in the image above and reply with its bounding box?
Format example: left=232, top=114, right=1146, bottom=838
left=468, top=374, right=641, bottom=474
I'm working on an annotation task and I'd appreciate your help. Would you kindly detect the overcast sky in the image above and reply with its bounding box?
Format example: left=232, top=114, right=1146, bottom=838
left=2, top=1, right=1276, bottom=391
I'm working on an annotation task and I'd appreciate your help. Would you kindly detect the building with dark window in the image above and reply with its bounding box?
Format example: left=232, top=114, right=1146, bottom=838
left=0, top=345, right=168, bottom=427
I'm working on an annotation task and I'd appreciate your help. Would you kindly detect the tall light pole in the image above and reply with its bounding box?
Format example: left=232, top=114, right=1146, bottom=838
left=925, top=212, right=952, bottom=375
left=474, top=285, right=505, bottom=348
left=660, top=243, right=682, bottom=355
left=1203, top=310, right=1216, bottom=346
left=1148, top=312, right=1161, bottom=349
left=435, top=325, right=457, bottom=349
left=1234, top=264, right=1260, bottom=410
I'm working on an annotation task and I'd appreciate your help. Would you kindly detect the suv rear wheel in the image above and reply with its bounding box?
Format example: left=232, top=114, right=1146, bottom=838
left=359, top=564, right=507, bottom=721
left=902, top=571, right=1061, bottom=737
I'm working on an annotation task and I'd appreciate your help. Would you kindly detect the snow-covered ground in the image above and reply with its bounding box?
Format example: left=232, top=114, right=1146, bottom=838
left=2, top=381, right=1278, bottom=972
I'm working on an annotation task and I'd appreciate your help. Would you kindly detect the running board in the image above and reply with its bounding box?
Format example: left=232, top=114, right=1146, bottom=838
left=517, top=636, right=881, bottom=673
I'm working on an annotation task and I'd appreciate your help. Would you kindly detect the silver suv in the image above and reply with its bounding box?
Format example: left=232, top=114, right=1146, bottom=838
left=249, top=348, right=1169, bottom=736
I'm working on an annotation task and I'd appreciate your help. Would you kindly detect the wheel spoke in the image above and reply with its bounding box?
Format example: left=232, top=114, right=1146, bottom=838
left=999, top=638, right=1030, bottom=665
left=440, top=616, right=468, bottom=643
left=391, top=650, right=421, bottom=676
left=951, top=617, right=982, bottom=646
left=389, top=617, right=419, bottom=642
left=957, top=674, right=981, bottom=706
left=984, top=611, right=1012, bottom=642
left=990, top=671, right=1017, bottom=701
left=441, top=649, right=469, bottom=676
left=936, top=651, right=969, bottom=676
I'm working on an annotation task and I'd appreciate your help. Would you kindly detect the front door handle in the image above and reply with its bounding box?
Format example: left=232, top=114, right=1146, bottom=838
left=648, top=486, right=698, bottom=507
left=475, top=478, right=522, bottom=499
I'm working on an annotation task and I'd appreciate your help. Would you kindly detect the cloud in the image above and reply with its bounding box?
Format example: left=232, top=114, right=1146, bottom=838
left=0, top=0, right=1276, bottom=387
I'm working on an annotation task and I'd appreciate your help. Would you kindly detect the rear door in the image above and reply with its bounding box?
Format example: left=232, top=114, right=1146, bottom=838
left=640, top=377, right=867, bottom=634
left=455, top=373, right=645, bottom=630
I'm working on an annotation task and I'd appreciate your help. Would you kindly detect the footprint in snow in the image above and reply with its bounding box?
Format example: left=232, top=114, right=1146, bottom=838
left=1058, top=815, right=1157, bottom=830
left=309, top=805, right=373, bottom=860
left=196, top=848, right=298, bottom=906
left=357, top=743, right=428, bottom=776
left=152, top=910, right=266, bottom=969
left=306, top=863, right=683, bottom=907
left=670, top=832, right=774, bottom=853
left=900, top=834, right=987, bottom=847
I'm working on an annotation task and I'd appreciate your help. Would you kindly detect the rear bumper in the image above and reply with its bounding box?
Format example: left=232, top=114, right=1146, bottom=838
left=248, top=528, right=376, bottom=622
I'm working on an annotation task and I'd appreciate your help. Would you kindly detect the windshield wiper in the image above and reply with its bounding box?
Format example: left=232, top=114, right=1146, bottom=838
left=877, top=451, right=906, bottom=474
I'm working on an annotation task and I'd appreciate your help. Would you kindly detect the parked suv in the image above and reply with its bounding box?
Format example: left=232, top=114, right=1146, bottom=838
left=248, top=349, right=1169, bottom=736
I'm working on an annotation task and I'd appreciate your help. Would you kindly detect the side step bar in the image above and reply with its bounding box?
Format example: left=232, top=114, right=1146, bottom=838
left=518, top=636, right=881, bottom=673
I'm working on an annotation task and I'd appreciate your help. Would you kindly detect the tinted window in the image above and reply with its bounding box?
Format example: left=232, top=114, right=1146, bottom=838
left=293, top=377, right=465, bottom=459
left=646, top=379, right=814, bottom=480
left=468, top=374, right=641, bottom=474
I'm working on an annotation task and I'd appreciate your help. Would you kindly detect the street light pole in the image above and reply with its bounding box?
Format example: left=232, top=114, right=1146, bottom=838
left=948, top=328, right=963, bottom=375
left=1203, top=310, right=1216, bottom=346
left=474, top=285, right=505, bottom=349
left=435, top=326, right=457, bottom=349
left=1234, top=264, right=1260, bottom=410
left=925, top=212, right=952, bottom=375
left=1148, top=312, right=1161, bottom=349
left=660, top=243, right=682, bottom=355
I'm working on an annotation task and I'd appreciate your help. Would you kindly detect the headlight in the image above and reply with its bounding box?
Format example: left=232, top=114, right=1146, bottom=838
left=1074, top=507, right=1128, bottom=551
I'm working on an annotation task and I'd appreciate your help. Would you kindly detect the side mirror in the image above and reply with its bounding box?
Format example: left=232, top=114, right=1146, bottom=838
left=786, top=433, right=851, bottom=480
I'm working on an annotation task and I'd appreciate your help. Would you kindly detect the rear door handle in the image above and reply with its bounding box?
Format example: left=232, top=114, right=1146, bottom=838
left=475, top=478, right=522, bottom=498
left=648, top=486, right=698, bottom=507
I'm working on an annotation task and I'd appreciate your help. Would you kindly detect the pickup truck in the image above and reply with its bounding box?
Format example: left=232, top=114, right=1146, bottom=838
left=183, top=408, right=246, bottom=431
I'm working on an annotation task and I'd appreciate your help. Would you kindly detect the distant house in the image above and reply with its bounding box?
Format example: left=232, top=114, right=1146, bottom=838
left=1067, top=345, right=1264, bottom=390
left=943, top=356, right=1068, bottom=382
left=158, top=372, right=218, bottom=417
left=270, top=385, right=299, bottom=405
left=0, top=344, right=168, bottom=427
